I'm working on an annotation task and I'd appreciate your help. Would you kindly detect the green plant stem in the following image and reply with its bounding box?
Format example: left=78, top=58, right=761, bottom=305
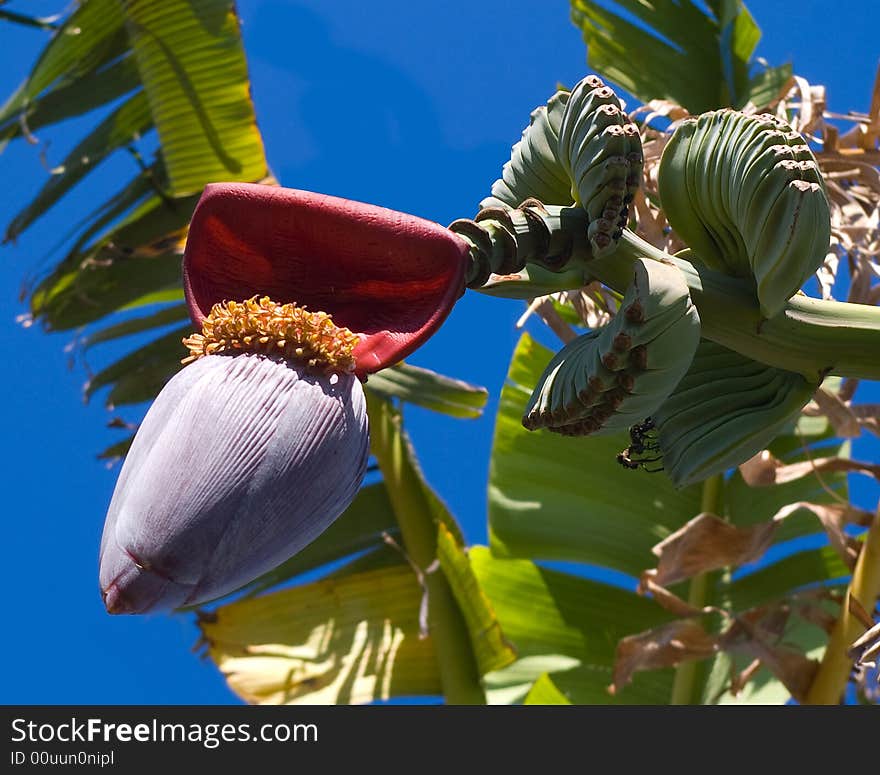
left=670, top=473, right=724, bottom=705
left=469, top=210, right=880, bottom=381
left=805, top=507, right=880, bottom=704
left=367, top=395, right=486, bottom=705
left=604, top=230, right=880, bottom=381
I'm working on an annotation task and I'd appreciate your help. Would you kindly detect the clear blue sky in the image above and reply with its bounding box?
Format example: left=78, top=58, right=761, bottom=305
left=1, top=0, right=877, bottom=704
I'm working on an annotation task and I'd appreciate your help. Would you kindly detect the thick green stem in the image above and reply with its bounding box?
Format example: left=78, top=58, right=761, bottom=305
left=607, top=231, right=880, bottom=382
left=469, top=209, right=880, bottom=382
left=805, top=508, right=880, bottom=704
left=669, top=474, right=724, bottom=705
left=367, top=395, right=486, bottom=705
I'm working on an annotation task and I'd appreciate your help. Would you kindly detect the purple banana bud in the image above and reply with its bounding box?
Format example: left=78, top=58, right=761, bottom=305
left=99, top=352, right=369, bottom=614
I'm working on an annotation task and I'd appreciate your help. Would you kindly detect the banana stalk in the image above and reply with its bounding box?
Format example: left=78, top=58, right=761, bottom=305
left=467, top=209, right=880, bottom=382
left=805, top=508, right=880, bottom=705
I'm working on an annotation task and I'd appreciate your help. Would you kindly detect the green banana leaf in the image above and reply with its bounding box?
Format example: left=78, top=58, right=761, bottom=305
left=0, top=56, right=141, bottom=147
left=365, top=363, right=489, bottom=419
left=2, top=0, right=269, bottom=435
left=489, top=332, right=702, bottom=574
left=81, top=304, right=190, bottom=350
left=523, top=673, right=572, bottom=704
left=569, top=0, right=781, bottom=112
left=35, top=252, right=184, bottom=334
left=437, top=523, right=517, bottom=675
left=0, top=0, right=126, bottom=126
left=200, top=564, right=443, bottom=705
left=745, top=63, right=793, bottom=109
left=472, top=548, right=673, bottom=704
left=42, top=158, right=167, bottom=277
left=727, top=546, right=850, bottom=611
left=84, top=324, right=190, bottom=406
left=5, top=91, right=154, bottom=242
left=487, top=332, right=858, bottom=702
left=122, top=0, right=267, bottom=195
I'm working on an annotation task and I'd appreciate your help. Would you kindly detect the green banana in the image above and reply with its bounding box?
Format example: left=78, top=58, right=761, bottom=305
left=658, top=119, right=729, bottom=271
left=480, top=75, right=642, bottom=260
left=695, top=111, right=749, bottom=271
left=658, top=110, right=831, bottom=317
left=707, top=111, right=750, bottom=268
left=656, top=368, right=781, bottom=428
left=557, top=77, right=621, bottom=156
left=557, top=75, right=643, bottom=257
left=522, top=257, right=699, bottom=435
left=661, top=383, right=815, bottom=487
left=750, top=175, right=824, bottom=309
left=687, top=113, right=731, bottom=262
left=658, top=373, right=791, bottom=455
left=739, top=155, right=800, bottom=255
left=640, top=340, right=817, bottom=487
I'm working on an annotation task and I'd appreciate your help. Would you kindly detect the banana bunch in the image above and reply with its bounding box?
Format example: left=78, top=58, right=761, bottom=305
left=481, top=91, right=574, bottom=210
left=482, top=75, right=642, bottom=259
left=522, top=257, right=699, bottom=435
left=638, top=340, right=817, bottom=487
left=658, top=110, right=831, bottom=317
left=557, top=75, right=643, bottom=257
left=483, top=78, right=829, bottom=487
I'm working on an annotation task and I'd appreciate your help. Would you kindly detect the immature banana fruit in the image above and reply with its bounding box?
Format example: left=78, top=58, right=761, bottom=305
left=659, top=110, right=831, bottom=317
left=644, top=340, right=817, bottom=487
left=481, top=91, right=574, bottom=210
left=482, top=75, right=643, bottom=260
left=557, top=75, right=643, bottom=257
left=522, top=257, right=699, bottom=435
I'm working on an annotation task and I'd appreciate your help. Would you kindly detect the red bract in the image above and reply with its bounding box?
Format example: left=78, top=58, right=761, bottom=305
left=183, top=183, right=471, bottom=375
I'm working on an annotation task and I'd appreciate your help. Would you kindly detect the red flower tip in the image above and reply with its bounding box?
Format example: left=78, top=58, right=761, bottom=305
left=183, top=183, right=471, bottom=375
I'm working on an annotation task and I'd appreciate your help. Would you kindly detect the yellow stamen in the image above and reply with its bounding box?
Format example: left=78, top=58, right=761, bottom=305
left=182, top=296, right=359, bottom=372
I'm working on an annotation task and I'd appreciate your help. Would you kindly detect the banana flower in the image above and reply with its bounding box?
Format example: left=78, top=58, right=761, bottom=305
left=99, top=183, right=470, bottom=614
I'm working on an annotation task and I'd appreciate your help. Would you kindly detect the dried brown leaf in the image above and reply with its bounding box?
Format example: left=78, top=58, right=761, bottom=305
left=792, top=75, right=814, bottom=134
left=768, top=457, right=880, bottom=485
left=609, top=619, right=717, bottom=694
left=772, top=501, right=871, bottom=569
left=816, top=246, right=841, bottom=299
left=850, top=403, right=880, bottom=437
left=792, top=600, right=838, bottom=634
left=793, top=66, right=880, bottom=302
left=646, top=512, right=777, bottom=587
left=739, top=450, right=781, bottom=487
left=810, top=387, right=861, bottom=438
left=848, top=594, right=875, bottom=629
left=839, top=63, right=880, bottom=150
left=630, top=99, right=690, bottom=127
left=566, top=282, right=618, bottom=328
left=741, top=643, right=818, bottom=703
left=852, top=625, right=880, bottom=668
left=849, top=618, right=880, bottom=684
left=632, top=189, right=666, bottom=248
left=637, top=574, right=708, bottom=618
left=516, top=297, right=577, bottom=343
left=740, top=450, right=880, bottom=487
left=848, top=257, right=874, bottom=304
left=720, top=609, right=819, bottom=703
left=729, top=658, right=762, bottom=697
left=839, top=378, right=860, bottom=402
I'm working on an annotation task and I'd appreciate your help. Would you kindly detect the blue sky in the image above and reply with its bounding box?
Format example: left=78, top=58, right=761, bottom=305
left=0, top=0, right=877, bottom=704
